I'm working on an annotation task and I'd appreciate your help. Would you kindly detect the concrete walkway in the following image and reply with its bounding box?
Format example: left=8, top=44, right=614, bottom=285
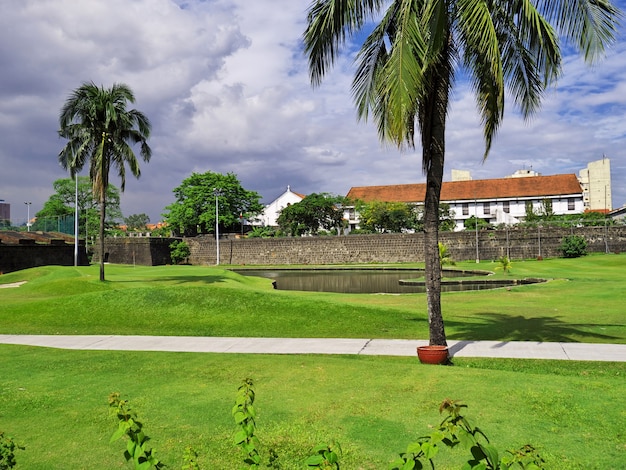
left=1, top=335, right=625, bottom=361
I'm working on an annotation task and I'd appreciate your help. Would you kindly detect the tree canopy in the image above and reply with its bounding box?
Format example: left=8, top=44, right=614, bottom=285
left=356, top=201, right=417, bottom=233
left=163, top=171, right=263, bottom=237
left=124, top=213, right=151, bottom=231
left=277, top=193, right=346, bottom=236
left=33, top=176, right=121, bottom=240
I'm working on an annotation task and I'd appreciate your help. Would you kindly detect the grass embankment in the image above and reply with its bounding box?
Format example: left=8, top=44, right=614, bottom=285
left=0, top=255, right=625, bottom=468
left=0, top=254, right=624, bottom=342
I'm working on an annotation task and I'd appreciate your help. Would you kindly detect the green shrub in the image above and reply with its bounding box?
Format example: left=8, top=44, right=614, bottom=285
left=169, top=240, right=191, bottom=264
left=246, top=226, right=277, bottom=238
left=560, top=235, right=587, bottom=258
left=496, top=256, right=512, bottom=274
left=439, top=242, right=455, bottom=267
left=0, top=432, right=23, bottom=470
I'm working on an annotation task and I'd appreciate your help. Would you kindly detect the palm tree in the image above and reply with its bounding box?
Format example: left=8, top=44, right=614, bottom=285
left=58, top=82, right=152, bottom=281
left=304, top=0, right=619, bottom=346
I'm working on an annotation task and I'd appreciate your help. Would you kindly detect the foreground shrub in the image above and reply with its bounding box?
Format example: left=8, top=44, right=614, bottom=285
left=390, top=399, right=544, bottom=469
left=0, top=432, right=23, bottom=470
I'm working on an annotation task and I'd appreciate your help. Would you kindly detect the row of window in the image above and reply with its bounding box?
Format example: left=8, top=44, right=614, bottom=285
left=460, top=199, right=576, bottom=216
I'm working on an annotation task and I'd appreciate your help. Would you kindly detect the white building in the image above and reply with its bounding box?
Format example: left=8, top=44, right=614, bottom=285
left=253, top=186, right=305, bottom=227
left=579, top=157, right=612, bottom=212
left=346, top=173, right=585, bottom=231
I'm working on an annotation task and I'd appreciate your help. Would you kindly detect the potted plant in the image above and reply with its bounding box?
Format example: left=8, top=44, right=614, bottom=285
left=417, top=345, right=449, bottom=365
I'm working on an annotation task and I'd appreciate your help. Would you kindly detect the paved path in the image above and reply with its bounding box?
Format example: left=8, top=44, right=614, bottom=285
left=1, top=335, right=625, bottom=361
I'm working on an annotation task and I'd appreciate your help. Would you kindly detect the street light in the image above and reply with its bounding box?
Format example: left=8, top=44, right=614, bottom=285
left=24, top=202, right=32, bottom=231
left=74, top=176, right=79, bottom=266
left=213, top=188, right=222, bottom=265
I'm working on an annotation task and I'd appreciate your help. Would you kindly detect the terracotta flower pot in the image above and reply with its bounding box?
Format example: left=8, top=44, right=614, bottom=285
left=417, top=345, right=449, bottom=364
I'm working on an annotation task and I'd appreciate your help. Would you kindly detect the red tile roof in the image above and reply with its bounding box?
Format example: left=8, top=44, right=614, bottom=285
left=346, top=174, right=582, bottom=203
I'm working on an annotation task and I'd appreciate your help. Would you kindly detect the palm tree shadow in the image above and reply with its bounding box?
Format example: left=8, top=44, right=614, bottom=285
left=447, top=312, right=620, bottom=343
left=113, top=274, right=232, bottom=285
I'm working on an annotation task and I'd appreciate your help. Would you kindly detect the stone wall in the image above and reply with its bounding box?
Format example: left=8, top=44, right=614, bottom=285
left=93, top=237, right=174, bottom=265
left=98, top=226, right=626, bottom=266
left=0, top=240, right=88, bottom=274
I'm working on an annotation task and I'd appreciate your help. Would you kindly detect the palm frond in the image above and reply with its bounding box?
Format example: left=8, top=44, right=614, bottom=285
left=304, top=0, right=386, bottom=86
left=538, top=0, right=621, bottom=62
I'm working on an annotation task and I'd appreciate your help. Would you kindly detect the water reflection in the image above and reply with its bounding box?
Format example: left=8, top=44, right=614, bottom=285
left=233, top=269, right=490, bottom=294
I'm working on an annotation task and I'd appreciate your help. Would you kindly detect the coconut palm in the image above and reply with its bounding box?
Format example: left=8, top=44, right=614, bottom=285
left=58, top=82, right=152, bottom=281
left=304, top=0, right=619, bottom=345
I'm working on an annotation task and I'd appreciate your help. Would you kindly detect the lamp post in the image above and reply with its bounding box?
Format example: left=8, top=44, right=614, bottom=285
left=74, top=176, right=79, bottom=266
left=213, top=188, right=222, bottom=265
left=24, top=202, right=32, bottom=231
left=474, top=197, right=479, bottom=263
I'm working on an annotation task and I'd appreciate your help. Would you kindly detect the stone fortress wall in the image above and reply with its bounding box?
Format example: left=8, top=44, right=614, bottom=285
left=99, top=226, right=625, bottom=266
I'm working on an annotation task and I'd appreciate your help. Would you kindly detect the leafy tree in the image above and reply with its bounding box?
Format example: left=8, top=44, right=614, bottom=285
left=163, top=171, right=263, bottom=237
left=32, top=177, right=121, bottom=240
left=58, top=82, right=152, bottom=281
left=32, top=196, right=73, bottom=232
left=304, top=0, right=619, bottom=347
left=277, top=193, right=345, bottom=236
left=124, top=213, right=150, bottom=231
left=169, top=240, right=191, bottom=264
left=540, top=198, right=554, bottom=219
left=414, top=203, right=456, bottom=232
left=357, top=200, right=417, bottom=233
left=464, top=215, right=491, bottom=231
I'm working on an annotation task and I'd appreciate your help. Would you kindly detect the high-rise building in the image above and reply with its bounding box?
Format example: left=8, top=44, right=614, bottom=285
left=579, top=157, right=612, bottom=212
left=0, top=200, right=10, bottom=224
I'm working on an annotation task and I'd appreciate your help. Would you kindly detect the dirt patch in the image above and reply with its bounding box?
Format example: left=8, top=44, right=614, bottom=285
left=0, top=281, right=27, bottom=288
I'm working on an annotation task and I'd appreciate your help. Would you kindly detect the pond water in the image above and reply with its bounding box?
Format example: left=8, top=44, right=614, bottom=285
left=231, top=268, right=516, bottom=294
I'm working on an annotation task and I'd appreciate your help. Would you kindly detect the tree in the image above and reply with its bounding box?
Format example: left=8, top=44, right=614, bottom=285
left=59, top=82, right=151, bottom=281
left=464, top=215, right=491, bottom=231
left=169, top=240, right=191, bottom=264
left=414, top=203, right=456, bottom=232
left=163, top=171, right=263, bottom=237
left=124, top=213, right=150, bottom=231
left=277, top=193, right=345, bottom=236
left=33, top=177, right=122, bottom=240
left=304, top=0, right=618, bottom=346
left=357, top=200, right=417, bottom=233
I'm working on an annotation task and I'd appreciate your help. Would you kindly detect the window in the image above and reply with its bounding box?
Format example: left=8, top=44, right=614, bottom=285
left=568, top=198, right=575, bottom=211
left=483, top=202, right=491, bottom=215
left=503, top=201, right=510, bottom=213
left=462, top=203, right=469, bottom=216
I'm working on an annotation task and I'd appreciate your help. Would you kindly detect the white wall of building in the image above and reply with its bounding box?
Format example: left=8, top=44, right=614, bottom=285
left=253, top=186, right=304, bottom=227
left=579, top=157, right=612, bottom=211
left=448, top=195, right=585, bottom=230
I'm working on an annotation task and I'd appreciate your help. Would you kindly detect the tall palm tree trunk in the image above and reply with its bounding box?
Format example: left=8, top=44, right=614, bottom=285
left=421, top=59, right=451, bottom=346
left=99, top=193, right=106, bottom=281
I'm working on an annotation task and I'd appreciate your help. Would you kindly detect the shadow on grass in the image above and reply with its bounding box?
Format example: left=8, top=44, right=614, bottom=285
left=111, top=274, right=232, bottom=285
left=447, top=312, right=620, bottom=343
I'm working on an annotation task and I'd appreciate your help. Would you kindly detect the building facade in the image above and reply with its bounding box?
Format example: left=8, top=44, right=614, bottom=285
left=578, top=157, right=612, bottom=212
left=252, top=186, right=305, bottom=227
left=0, top=200, right=9, bottom=225
left=346, top=173, right=585, bottom=231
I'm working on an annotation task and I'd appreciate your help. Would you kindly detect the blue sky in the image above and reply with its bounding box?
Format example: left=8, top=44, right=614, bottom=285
left=0, top=0, right=624, bottom=225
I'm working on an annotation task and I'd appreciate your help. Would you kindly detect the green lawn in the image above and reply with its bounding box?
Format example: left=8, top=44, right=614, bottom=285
left=1, top=254, right=624, bottom=343
left=1, top=346, right=625, bottom=469
left=1, top=254, right=625, bottom=469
